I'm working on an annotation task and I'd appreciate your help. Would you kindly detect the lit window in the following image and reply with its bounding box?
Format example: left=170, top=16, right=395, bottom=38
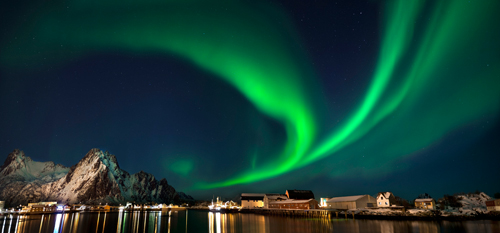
left=379, top=202, right=381, bottom=205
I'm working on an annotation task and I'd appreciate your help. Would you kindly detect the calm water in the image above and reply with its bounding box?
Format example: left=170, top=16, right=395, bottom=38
left=1, top=210, right=499, bottom=233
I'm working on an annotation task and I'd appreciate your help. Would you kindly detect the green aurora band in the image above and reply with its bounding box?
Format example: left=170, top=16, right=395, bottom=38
left=2, top=0, right=319, bottom=187
left=2, top=0, right=499, bottom=188
left=309, top=0, right=500, bottom=166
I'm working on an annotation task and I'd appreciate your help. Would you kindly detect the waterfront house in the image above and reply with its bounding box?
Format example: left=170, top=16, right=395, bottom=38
left=28, top=202, right=57, bottom=207
left=325, top=195, right=377, bottom=210
left=26, top=204, right=56, bottom=213
left=241, top=193, right=265, bottom=209
left=29, top=204, right=46, bottom=213
left=486, top=199, right=500, bottom=211
left=377, top=192, right=396, bottom=207
left=25, top=202, right=59, bottom=213
left=414, top=198, right=436, bottom=210
left=269, top=199, right=318, bottom=209
left=263, top=194, right=288, bottom=208
left=285, top=190, right=315, bottom=200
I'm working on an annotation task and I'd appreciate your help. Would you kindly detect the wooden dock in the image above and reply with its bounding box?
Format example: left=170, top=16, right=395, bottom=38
left=251, top=209, right=355, bottom=219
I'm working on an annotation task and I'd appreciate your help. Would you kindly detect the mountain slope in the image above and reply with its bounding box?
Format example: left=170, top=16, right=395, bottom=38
left=0, top=149, right=192, bottom=206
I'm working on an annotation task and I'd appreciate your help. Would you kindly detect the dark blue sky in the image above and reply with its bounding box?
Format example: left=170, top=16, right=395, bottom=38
left=1, top=0, right=499, bottom=201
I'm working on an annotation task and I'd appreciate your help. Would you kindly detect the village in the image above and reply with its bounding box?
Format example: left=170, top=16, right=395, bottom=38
left=1, top=190, right=499, bottom=219
left=205, top=189, right=500, bottom=219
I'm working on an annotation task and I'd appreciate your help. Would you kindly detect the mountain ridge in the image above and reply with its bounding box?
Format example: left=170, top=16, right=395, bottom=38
left=0, top=149, right=192, bottom=207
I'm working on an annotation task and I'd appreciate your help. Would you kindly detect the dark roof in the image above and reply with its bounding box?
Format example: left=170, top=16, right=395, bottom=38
left=286, top=190, right=315, bottom=199
left=265, top=193, right=286, bottom=196
left=417, top=193, right=432, bottom=199
left=241, top=196, right=264, bottom=201
left=240, top=193, right=265, bottom=201
left=377, top=192, right=395, bottom=199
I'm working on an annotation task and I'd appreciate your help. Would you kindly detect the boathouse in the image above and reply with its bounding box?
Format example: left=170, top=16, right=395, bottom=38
left=268, top=198, right=318, bottom=209
left=325, top=195, right=376, bottom=210
left=241, top=193, right=265, bottom=209
left=263, top=194, right=288, bottom=208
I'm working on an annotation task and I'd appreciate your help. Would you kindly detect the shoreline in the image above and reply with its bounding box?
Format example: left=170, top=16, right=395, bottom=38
left=241, top=208, right=500, bottom=221
left=3, top=207, right=499, bottom=221
left=354, top=213, right=500, bottom=221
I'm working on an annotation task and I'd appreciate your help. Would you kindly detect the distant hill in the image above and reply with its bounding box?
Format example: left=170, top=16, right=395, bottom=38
left=455, top=192, right=491, bottom=214
left=0, top=149, right=192, bottom=206
left=437, top=192, right=491, bottom=216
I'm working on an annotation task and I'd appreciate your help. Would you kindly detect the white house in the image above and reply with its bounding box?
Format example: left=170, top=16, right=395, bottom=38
left=377, top=192, right=396, bottom=207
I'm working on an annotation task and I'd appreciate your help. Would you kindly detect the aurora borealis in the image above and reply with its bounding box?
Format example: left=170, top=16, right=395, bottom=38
left=1, top=0, right=499, bottom=199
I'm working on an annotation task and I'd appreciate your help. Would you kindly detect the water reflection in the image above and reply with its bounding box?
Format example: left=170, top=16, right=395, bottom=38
left=53, top=214, right=61, bottom=233
left=0, top=211, right=499, bottom=233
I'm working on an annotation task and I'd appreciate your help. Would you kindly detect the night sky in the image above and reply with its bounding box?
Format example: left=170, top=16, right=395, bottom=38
left=1, top=0, right=499, bottom=201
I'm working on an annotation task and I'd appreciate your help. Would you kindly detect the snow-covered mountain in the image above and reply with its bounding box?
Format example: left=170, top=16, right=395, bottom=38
left=0, top=149, right=192, bottom=206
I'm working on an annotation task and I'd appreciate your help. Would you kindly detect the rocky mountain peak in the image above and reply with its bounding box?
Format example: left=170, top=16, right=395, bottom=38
left=159, top=178, right=169, bottom=186
left=1, top=149, right=25, bottom=167
left=80, top=148, right=120, bottom=169
left=135, top=170, right=151, bottom=177
left=8, top=149, right=24, bottom=159
left=81, top=148, right=104, bottom=162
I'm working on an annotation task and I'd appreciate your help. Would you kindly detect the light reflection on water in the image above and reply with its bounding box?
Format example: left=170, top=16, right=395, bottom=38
left=0, top=210, right=499, bottom=233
